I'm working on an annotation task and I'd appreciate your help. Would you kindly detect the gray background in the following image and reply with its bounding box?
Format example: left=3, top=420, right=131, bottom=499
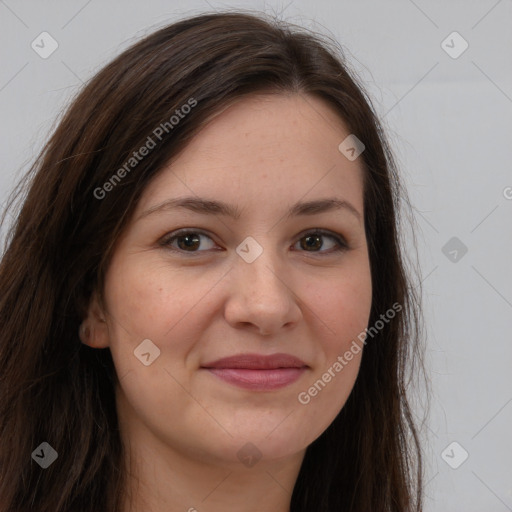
left=1, top=1, right=511, bottom=510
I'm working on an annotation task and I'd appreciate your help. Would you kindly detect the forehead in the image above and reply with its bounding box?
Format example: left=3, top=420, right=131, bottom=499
left=136, top=93, right=365, bottom=216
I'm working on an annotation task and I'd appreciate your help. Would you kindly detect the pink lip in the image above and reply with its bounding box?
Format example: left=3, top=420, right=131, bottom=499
left=201, top=353, right=308, bottom=391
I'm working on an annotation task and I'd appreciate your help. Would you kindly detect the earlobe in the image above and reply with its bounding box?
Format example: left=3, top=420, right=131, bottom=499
left=79, top=322, right=90, bottom=344
left=79, top=292, right=110, bottom=348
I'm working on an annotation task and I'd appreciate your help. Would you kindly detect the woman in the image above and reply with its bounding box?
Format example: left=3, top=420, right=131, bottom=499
left=0, top=11, right=425, bottom=512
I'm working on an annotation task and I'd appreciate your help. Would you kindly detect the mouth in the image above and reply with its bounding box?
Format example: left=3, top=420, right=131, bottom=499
left=201, top=353, right=309, bottom=391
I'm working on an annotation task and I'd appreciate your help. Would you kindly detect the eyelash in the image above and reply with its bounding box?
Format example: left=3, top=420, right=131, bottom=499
left=159, top=228, right=349, bottom=256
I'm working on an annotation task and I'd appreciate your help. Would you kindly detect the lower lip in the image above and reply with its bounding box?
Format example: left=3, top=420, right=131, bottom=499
left=204, top=367, right=307, bottom=390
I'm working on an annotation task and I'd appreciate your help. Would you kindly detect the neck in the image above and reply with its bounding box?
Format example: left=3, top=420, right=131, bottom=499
left=120, top=435, right=305, bottom=512
left=116, top=390, right=305, bottom=512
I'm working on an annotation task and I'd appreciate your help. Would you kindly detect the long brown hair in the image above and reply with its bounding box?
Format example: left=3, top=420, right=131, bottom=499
left=0, top=11, right=425, bottom=511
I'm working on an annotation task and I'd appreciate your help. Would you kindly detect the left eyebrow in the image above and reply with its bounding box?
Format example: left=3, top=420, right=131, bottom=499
left=137, top=196, right=361, bottom=222
left=286, top=198, right=361, bottom=222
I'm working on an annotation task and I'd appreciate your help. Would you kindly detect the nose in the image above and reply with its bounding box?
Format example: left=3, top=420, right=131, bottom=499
left=223, top=251, right=303, bottom=336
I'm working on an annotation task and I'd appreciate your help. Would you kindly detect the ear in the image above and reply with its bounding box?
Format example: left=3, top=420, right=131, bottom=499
left=79, top=290, right=110, bottom=349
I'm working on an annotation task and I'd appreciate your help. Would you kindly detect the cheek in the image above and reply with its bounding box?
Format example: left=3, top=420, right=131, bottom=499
left=102, top=258, right=229, bottom=382
left=296, top=349, right=362, bottom=446
left=102, top=261, right=215, bottom=426
left=310, top=264, right=373, bottom=346
left=104, top=260, right=213, bottom=339
left=294, top=264, right=371, bottom=438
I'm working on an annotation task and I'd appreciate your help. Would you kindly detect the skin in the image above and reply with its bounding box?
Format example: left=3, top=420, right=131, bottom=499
left=81, top=93, right=373, bottom=512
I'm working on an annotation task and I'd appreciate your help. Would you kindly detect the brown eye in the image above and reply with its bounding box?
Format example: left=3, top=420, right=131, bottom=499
left=300, top=234, right=323, bottom=251
left=176, top=233, right=201, bottom=251
left=161, top=228, right=347, bottom=256
left=162, top=230, right=216, bottom=253
left=294, top=230, right=348, bottom=254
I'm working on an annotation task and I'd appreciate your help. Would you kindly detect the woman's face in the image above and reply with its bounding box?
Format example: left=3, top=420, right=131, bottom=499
left=87, top=93, right=372, bottom=468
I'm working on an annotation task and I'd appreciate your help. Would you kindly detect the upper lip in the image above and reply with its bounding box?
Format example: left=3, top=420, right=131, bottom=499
left=201, top=353, right=308, bottom=370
